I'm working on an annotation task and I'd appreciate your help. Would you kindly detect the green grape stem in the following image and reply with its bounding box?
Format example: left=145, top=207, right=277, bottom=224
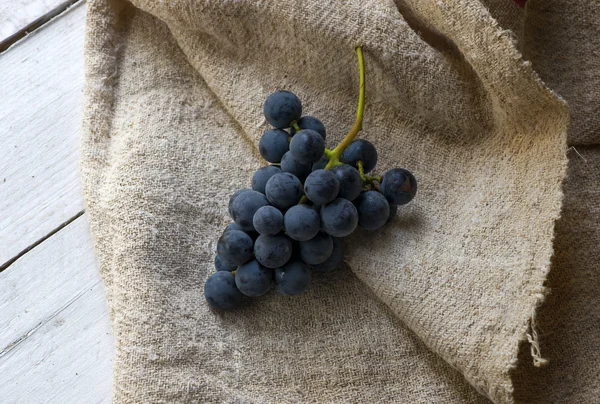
left=291, top=120, right=301, bottom=133
left=357, top=160, right=381, bottom=186
left=324, top=45, right=366, bottom=170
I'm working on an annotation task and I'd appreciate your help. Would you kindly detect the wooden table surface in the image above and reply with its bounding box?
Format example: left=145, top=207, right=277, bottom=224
left=0, top=2, right=113, bottom=402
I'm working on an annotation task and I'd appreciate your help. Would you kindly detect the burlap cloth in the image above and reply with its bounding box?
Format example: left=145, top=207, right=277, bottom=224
left=81, top=0, right=599, bottom=402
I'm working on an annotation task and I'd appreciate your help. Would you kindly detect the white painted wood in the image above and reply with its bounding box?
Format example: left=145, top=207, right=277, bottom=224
left=0, top=0, right=68, bottom=43
left=0, top=215, right=113, bottom=403
left=0, top=3, right=86, bottom=267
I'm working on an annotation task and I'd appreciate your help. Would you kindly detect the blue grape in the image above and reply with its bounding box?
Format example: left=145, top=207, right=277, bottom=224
left=304, top=169, right=340, bottom=205
left=252, top=165, right=281, bottom=194
left=235, top=260, right=273, bottom=297
left=289, top=116, right=326, bottom=140
left=354, top=191, right=390, bottom=231
left=258, top=129, right=289, bottom=163
left=299, top=231, right=333, bottom=265
left=311, top=155, right=329, bottom=171
left=254, top=234, right=293, bottom=268
left=331, top=164, right=362, bottom=201
left=228, top=189, right=251, bottom=218
left=253, top=205, right=284, bottom=236
left=289, top=129, right=325, bottom=164
left=215, top=254, right=236, bottom=272
left=281, top=151, right=311, bottom=181
left=387, top=204, right=398, bottom=223
left=340, top=139, right=378, bottom=173
left=217, top=229, right=254, bottom=266
left=380, top=168, right=417, bottom=205
left=263, top=90, right=302, bottom=128
left=204, top=271, right=242, bottom=310
left=320, top=198, right=358, bottom=237
left=265, top=172, right=303, bottom=209
left=274, top=260, right=311, bottom=296
left=283, top=204, right=320, bottom=241
left=230, top=190, right=270, bottom=232
left=311, top=237, right=344, bottom=273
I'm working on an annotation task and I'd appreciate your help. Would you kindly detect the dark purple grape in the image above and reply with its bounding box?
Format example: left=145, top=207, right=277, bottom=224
left=217, top=229, right=254, bottom=266
left=253, top=205, right=284, bottom=235
left=299, top=231, right=333, bottom=265
left=387, top=204, right=398, bottom=223
left=380, top=168, right=417, bottom=205
left=204, top=271, right=242, bottom=310
left=290, top=116, right=326, bottom=140
left=235, top=260, right=273, bottom=297
left=254, top=234, right=293, bottom=268
left=320, top=198, right=358, bottom=237
left=258, top=129, right=289, bottom=163
left=304, top=169, right=340, bottom=205
left=283, top=204, right=320, bottom=241
left=340, top=139, right=378, bottom=173
left=228, top=189, right=251, bottom=218
left=289, top=129, right=325, bottom=164
left=354, top=191, right=390, bottom=231
left=275, top=260, right=312, bottom=296
left=331, top=164, right=362, bottom=201
left=265, top=172, right=303, bottom=209
left=263, top=90, right=302, bottom=129
left=311, top=155, right=329, bottom=171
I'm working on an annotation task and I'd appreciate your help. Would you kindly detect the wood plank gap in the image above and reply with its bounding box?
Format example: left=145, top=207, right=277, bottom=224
left=0, top=279, right=101, bottom=359
left=0, top=0, right=83, bottom=54
left=0, top=210, right=84, bottom=272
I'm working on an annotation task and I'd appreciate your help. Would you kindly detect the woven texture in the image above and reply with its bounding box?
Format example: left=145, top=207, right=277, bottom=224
left=80, top=0, right=597, bottom=402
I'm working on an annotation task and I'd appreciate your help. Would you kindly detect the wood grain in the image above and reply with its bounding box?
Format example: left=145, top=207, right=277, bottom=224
left=0, top=215, right=113, bottom=403
left=0, top=0, right=72, bottom=45
left=0, top=3, right=86, bottom=267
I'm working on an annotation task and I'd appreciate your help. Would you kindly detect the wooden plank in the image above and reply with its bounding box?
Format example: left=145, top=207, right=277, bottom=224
left=0, top=3, right=86, bottom=267
left=0, top=0, right=75, bottom=46
left=0, top=215, right=113, bottom=403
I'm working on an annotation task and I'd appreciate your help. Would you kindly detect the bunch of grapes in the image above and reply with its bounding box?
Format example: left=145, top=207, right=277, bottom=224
left=204, top=47, right=417, bottom=310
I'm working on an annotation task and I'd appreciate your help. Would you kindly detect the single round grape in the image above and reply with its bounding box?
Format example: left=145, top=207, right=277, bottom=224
left=380, top=168, right=418, bottom=205
left=283, top=204, right=320, bottom=241
left=304, top=169, right=340, bottom=205
left=252, top=165, right=281, bottom=194
left=230, top=190, right=270, bottom=232
left=289, top=116, right=326, bottom=140
left=312, top=155, right=329, bottom=171
left=340, top=139, right=378, bottom=173
left=320, top=198, right=359, bottom=237
left=258, top=129, right=289, bottom=163
left=263, top=90, right=302, bottom=129
left=217, top=229, right=254, bottom=266
left=215, top=254, right=236, bottom=272
left=312, top=237, right=344, bottom=273
left=299, top=231, right=333, bottom=265
left=235, top=260, right=273, bottom=297
left=254, top=234, right=293, bottom=268
left=265, top=172, right=303, bottom=209
left=253, top=205, right=284, bottom=236
left=275, top=260, right=312, bottom=296
left=331, top=164, right=362, bottom=201
left=204, top=271, right=242, bottom=310
left=228, top=189, right=251, bottom=218
left=289, top=129, right=325, bottom=164
left=354, top=191, right=390, bottom=231
left=281, top=151, right=311, bottom=181
left=387, top=204, right=398, bottom=223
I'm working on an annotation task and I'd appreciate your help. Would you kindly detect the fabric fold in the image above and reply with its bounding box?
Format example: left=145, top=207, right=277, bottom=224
left=81, top=0, right=578, bottom=402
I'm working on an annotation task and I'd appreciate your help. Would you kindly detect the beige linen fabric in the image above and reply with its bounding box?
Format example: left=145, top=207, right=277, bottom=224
left=81, top=0, right=596, bottom=402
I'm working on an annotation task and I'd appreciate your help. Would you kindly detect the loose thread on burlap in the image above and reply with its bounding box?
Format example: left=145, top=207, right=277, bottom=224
left=567, top=146, right=588, bottom=163
left=526, top=310, right=549, bottom=367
